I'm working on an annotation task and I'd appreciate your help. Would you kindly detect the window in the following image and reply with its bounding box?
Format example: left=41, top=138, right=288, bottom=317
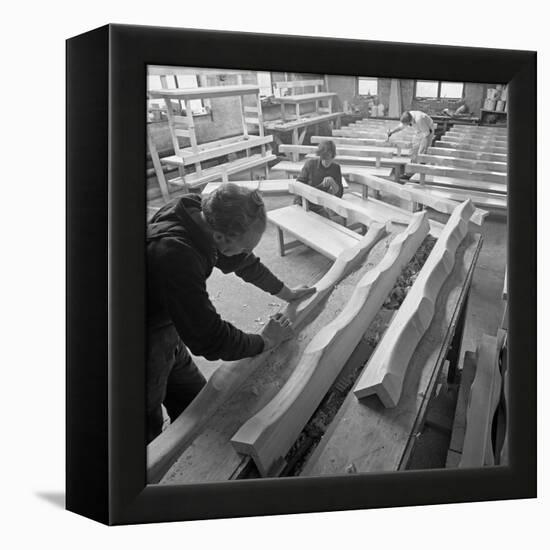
left=440, top=82, right=464, bottom=99
left=147, top=73, right=206, bottom=115
left=414, top=80, right=464, bottom=99
left=415, top=80, right=439, bottom=98
left=257, top=72, right=273, bottom=97
left=358, top=77, right=378, bottom=96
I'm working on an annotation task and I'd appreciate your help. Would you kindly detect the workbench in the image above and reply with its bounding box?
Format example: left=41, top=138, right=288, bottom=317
left=262, top=112, right=344, bottom=159
left=156, top=227, right=482, bottom=484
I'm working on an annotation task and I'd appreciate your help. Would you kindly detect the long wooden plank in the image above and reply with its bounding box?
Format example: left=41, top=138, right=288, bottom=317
left=343, top=192, right=445, bottom=238
left=443, top=131, right=508, bottom=147
left=173, top=135, right=273, bottom=166
left=406, top=163, right=506, bottom=185
left=263, top=112, right=343, bottom=132
left=459, top=334, right=502, bottom=468
left=149, top=84, right=260, bottom=100
left=289, top=180, right=379, bottom=227
left=404, top=183, right=507, bottom=210
left=348, top=172, right=488, bottom=225
left=311, top=136, right=409, bottom=156
left=304, top=153, right=408, bottom=169
left=274, top=79, right=324, bottom=89
left=201, top=179, right=291, bottom=196
left=280, top=144, right=388, bottom=159
left=184, top=153, right=276, bottom=187
left=417, top=153, right=507, bottom=173
left=273, top=160, right=392, bottom=180
left=147, top=225, right=387, bottom=483
left=408, top=173, right=507, bottom=195
left=332, top=130, right=412, bottom=148
left=302, top=232, right=482, bottom=476
left=231, top=213, right=430, bottom=475
left=354, top=200, right=475, bottom=406
left=436, top=141, right=507, bottom=154
left=274, top=92, right=337, bottom=104
left=427, top=147, right=507, bottom=162
left=441, top=130, right=508, bottom=143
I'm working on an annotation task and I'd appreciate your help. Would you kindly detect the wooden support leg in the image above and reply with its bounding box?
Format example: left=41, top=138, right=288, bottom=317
left=277, top=227, right=285, bottom=256
left=147, top=130, right=171, bottom=203
left=446, top=288, right=471, bottom=383
left=292, top=129, right=299, bottom=161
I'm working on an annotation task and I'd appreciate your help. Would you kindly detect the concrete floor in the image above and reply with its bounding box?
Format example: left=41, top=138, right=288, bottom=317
left=149, top=174, right=508, bottom=469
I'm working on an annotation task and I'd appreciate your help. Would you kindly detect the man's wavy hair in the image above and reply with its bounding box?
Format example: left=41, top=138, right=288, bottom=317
left=316, top=140, right=337, bottom=160
left=202, top=183, right=267, bottom=238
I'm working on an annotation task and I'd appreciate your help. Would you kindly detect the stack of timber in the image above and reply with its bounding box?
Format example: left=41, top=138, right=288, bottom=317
left=148, top=85, right=275, bottom=192
left=301, top=205, right=483, bottom=476
left=231, top=212, right=431, bottom=476
left=333, top=118, right=413, bottom=151
left=406, top=125, right=508, bottom=211
left=148, top=224, right=391, bottom=483
left=354, top=200, right=475, bottom=406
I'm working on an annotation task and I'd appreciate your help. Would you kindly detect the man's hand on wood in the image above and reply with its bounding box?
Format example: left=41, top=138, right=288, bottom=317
left=262, top=312, right=294, bottom=351
left=276, top=285, right=316, bottom=303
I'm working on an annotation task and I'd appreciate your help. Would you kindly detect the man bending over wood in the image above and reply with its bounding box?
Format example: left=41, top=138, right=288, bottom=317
left=147, top=184, right=315, bottom=443
left=387, top=110, right=435, bottom=165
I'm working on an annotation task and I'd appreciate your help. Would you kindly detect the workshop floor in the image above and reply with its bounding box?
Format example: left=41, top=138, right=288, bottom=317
left=150, top=175, right=507, bottom=471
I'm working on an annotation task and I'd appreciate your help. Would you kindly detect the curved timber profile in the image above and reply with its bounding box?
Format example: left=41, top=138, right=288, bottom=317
left=354, top=199, right=475, bottom=407
left=146, top=222, right=387, bottom=483
left=230, top=212, right=430, bottom=476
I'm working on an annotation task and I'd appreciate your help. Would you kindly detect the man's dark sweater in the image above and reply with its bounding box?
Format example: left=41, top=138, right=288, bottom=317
left=296, top=157, right=343, bottom=196
left=147, top=195, right=284, bottom=361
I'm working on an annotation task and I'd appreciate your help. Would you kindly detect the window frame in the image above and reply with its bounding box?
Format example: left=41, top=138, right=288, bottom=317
left=414, top=80, right=465, bottom=100
left=357, top=77, right=379, bottom=97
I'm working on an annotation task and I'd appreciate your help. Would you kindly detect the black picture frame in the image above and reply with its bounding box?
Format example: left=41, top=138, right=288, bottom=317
left=66, top=24, right=536, bottom=526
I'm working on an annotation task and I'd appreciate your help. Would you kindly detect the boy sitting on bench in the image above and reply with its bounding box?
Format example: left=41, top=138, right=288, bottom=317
left=294, top=140, right=344, bottom=222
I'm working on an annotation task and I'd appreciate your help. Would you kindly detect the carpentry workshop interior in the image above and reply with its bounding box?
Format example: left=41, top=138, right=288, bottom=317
left=145, top=65, right=508, bottom=485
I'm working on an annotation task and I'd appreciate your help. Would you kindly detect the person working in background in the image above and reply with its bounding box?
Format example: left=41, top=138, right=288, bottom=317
left=146, top=184, right=315, bottom=443
left=295, top=140, right=344, bottom=220
left=387, top=110, right=435, bottom=167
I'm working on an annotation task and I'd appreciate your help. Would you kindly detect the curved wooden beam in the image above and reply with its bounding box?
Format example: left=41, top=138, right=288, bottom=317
left=354, top=200, right=475, bottom=407
left=230, top=212, right=430, bottom=476
left=146, top=223, right=387, bottom=483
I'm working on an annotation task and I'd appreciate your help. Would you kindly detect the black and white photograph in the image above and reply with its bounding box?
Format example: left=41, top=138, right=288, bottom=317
left=145, top=66, right=510, bottom=484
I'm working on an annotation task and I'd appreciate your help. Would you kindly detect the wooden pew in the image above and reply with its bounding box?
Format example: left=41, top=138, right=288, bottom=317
left=437, top=139, right=508, bottom=154
left=417, top=153, right=507, bottom=173
left=406, top=163, right=507, bottom=187
left=427, top=147, right=506, bottom=163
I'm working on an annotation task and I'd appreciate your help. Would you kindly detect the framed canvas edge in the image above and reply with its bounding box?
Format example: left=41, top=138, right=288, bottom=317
left=67, top=24, right=536, bottom=526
